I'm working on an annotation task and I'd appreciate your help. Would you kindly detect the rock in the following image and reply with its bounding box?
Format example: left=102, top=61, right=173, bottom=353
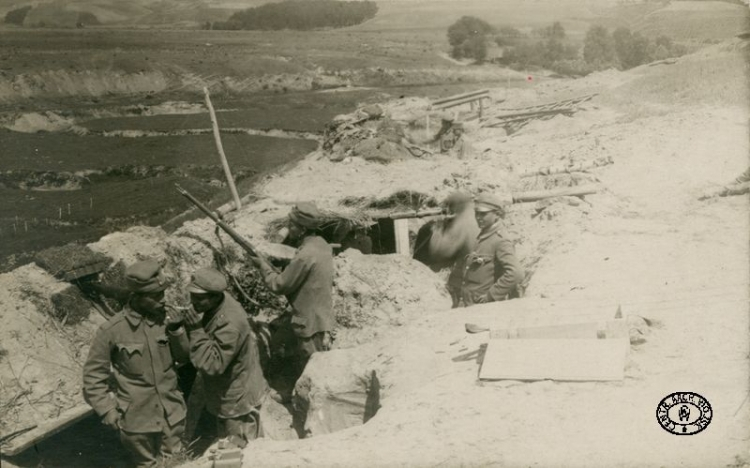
left=260, top=397, right=299, bottom=440
left=360, top=104, right=383, bottom=118
left=293, top=349, right=380, bottom=437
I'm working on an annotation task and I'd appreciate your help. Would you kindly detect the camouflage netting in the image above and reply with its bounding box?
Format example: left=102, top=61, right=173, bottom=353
left=324, top=104, right=433, bottom=163
left=33, top=243, right=111, bottom=281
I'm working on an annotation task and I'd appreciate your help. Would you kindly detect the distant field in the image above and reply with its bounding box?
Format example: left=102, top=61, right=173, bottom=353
left=0, top=130, right=317, bottom=171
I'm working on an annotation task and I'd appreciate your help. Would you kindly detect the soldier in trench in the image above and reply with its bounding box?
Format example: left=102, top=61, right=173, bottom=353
left=452, top=193, right=524, bottom=307
left=171, top=267, right=268, bottom=449
left=249, top=202, right=335, bottom=403
left=82, top=259, right=188, bottom=468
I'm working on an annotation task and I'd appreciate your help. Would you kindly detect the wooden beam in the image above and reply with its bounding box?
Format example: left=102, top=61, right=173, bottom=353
left=511, top=184, right=600, bottom=203
left=432, top=89, right=489, bottom=107
left=0, top=405, right=94, bottom=456
left=479, top=338, right=628, bottom=381
left=433, top=94, right=490, bottom=111
left=393, top=218, right=410, bottom=255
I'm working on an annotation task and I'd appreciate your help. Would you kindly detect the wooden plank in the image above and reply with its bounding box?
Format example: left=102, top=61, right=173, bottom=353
left=433, top=95, right=490, bottom=111
left=479, top=339, right=628, bottom=381
left=489, top=319, right=627, bottom=340
left=432, top=89, right=489, bottom=107
left=393, top=218, right=411, bottom=255
left=511, top=184, right=600, bottom=203
left=0, top=405, right=94, bottom=456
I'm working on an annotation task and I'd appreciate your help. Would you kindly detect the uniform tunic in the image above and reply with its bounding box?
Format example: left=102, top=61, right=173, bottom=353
left=455, top=221, right=524, bottom=306
left=187, top=293, right=268, bottom=419
left=261, top=235, right=334, bottom=338
left=82, top=307, right=188, bottom=433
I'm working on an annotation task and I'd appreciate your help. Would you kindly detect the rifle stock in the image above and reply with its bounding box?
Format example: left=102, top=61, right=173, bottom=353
left=175, top=185, right=276, bottom=270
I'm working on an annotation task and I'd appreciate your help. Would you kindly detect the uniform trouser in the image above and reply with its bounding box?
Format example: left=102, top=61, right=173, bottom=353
left=295, top=331, right=328, bottom=374
left=216, top=408, right=262, bottom=448
left=119, top=418, right=185, bottom=468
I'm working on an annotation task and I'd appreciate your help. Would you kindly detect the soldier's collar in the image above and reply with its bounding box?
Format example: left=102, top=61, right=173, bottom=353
left=477, top=221, right=503, bottom=241
left=124, top=306, right=159, bottom=327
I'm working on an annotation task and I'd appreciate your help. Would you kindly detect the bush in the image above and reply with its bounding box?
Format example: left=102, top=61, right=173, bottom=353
left=4, top=5, right=31, bottom=25
left=497, top=22, right=579, bottom=74
left=447, top=16, right=495, bottom=61
left=495, top=26, right=523, bottom=47
left=217, top=0, right=377, bottom=30
left=585, top=25, right=688, bottom=71
left=583, top=25, right=617, bottom=68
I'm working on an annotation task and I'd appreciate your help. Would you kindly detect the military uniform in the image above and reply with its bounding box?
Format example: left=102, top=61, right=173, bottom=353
left=454, top=221, right=524, bottom=306
left=83, top=259, right=188, bottom=468
left=452, top=193, right=524, bottom=308
left=83, top=306, right=188, bottom=467
left=185, top=268, right=268, bottom=446
left=261, top=235, right=334, bottom=346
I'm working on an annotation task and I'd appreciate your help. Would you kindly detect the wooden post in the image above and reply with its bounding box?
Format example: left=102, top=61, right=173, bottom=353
left=393, top=218, right=410, bottom=255
left=204, top=87, right=242, bottom=211
left=425, top=114, right=430, bottom=135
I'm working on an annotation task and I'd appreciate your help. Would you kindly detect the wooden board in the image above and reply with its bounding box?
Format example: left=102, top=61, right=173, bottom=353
left=0, top=405, right=94, bottom=456
left=489, top=319, right=628, bottom=341
left=393, top=218, right=411, bottom=256
left=479, top=339, right=628, bottom=382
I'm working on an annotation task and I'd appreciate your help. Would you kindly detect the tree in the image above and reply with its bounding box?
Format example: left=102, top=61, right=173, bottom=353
left=447, top=16, right=494, bottom=61
left=495, top=26, right=524, bottom=47
left=536, top=21, right=565, bottom=41
left=613, top=27, right=652, bottom=69
left=583, top=25, right=616, bottom=68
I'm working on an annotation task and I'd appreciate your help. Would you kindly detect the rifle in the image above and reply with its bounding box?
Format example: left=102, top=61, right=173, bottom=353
left=175, top=184, right=278, bottom=272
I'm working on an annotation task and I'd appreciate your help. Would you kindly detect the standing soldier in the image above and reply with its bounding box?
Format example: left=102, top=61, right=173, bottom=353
left=250, top=202, right=334, bottom=399
left=82, top=259, right=188, bottom=468
left=177, top=267, right=268, bottom=448
left=454, top=193, right=524, bottom=307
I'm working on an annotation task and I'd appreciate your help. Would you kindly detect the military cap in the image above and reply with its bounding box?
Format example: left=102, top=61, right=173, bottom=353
left=188, top=267, right=227, bottom=294
left=474, top=193, right=510, bottom=212
left=289, top=202, right=324, bottom=229
left=125, top=259, right=167, bottom=293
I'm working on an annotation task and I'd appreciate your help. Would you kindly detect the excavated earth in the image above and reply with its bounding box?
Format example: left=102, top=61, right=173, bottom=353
left=0, top=38, right=748, bottom=468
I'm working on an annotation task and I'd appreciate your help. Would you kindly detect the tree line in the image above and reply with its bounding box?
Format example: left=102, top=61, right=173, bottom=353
left=213, top=0, right=378, bottom=30
left=447, top=16, right=687, bottom=76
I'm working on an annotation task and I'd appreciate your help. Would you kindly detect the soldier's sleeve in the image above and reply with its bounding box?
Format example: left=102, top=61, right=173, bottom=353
left=261, top=251, right=313, bottom=296
left=488, top=238, right=524, bottom=301
left=82, top=326, right=116, bottom=417
left=189, top=321, right=243, bottom=377
left=167, top=326, right=191, bottom=367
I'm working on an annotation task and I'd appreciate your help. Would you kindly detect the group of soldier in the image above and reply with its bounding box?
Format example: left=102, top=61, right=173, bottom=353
left=82, top=193, right=522, bottom=467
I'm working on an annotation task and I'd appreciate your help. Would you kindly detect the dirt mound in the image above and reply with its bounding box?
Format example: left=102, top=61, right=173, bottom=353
left=332, top=250, right=448, bottom=347
left=3, top=112, right=82, bottom=134
left=0, top=264, right=106, bottom=441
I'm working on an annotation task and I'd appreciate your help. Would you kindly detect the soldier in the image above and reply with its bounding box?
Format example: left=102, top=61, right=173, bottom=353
left=250, top=202, right=334, bottom=400
left=177, top=267, right=268, bottom=448
left=82, top=259, right=188, bottom=468
left=454, top=193, right=524, bottom=307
